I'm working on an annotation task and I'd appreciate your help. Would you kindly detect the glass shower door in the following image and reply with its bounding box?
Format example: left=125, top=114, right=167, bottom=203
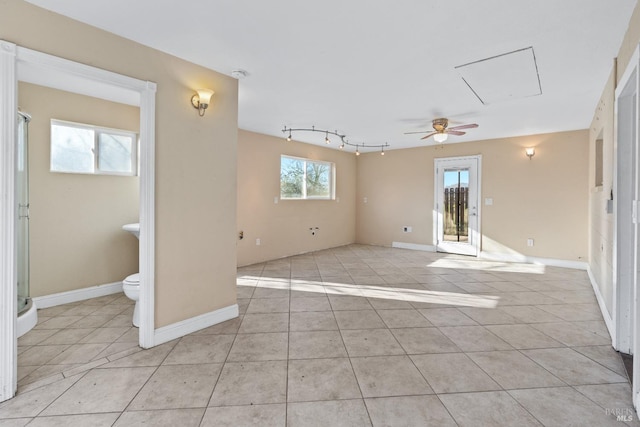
left=17, top=112, right=30, bottom=314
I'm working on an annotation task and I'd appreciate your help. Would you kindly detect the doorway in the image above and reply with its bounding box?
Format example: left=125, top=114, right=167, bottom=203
left=614, top=44, right=640, bottom=408
left=0, top=40, right=156, bottom=402
left=434, top=156, right=481, bottom=256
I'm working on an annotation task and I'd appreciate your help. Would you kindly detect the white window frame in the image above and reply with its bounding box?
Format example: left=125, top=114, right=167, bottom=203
left=50, top=119, right=138, bottom=176
left=280, top=155, right=335, bottom=200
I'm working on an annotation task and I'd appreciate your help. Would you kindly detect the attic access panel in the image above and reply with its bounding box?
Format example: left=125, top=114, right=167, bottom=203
left=455, top=47, right=542, bottom=105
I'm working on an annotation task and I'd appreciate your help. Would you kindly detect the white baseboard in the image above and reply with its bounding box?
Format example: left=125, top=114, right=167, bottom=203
left=154, top=304, right=239, bottom=346
left=32, top=281, right=124, bottom=309
left=392, top=242, right=436, bottom=252
left=479, top=251, right=589, bottom=270
left=586, top=265, right=614, bottom=344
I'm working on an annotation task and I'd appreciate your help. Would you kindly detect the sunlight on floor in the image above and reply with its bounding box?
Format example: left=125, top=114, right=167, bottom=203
left=428, top=257, right=546, bottom=274
left=239, top=275, right=500, bottom=309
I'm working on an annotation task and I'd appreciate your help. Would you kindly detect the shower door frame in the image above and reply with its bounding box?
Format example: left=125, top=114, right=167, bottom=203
left=0, top=40, right=157, bottom=402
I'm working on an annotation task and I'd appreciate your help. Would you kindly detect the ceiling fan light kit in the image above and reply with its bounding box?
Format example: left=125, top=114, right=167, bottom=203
left=433, top=133, right=448, bottom=143
left=405, top=117, right=479, bottom=143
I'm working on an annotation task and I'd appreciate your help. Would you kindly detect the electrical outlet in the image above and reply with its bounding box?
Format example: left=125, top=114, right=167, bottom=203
left=256, top=238, right=261, bottom=246
left=527, top=238, right=534, bottom=247
left=238, top=231, right=244, bottom=240
left=363, top=197, right=368, bottom=204
left=403, top=226, right=412, bottom=233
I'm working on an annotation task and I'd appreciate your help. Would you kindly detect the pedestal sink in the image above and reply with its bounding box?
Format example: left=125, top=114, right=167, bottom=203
left=122, top=223, right=140, bottom=239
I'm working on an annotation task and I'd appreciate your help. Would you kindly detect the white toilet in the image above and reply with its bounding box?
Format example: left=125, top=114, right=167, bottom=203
left=122, top=223, right=140, bottom=327
left=122, top=273, right=140, bottom=327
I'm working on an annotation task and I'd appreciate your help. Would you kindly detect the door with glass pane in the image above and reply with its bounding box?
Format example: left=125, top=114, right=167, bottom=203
left=434, top=156, right=480, bottom=256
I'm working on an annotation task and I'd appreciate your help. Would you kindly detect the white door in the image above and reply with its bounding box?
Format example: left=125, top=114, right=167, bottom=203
left=434, top=156, right=481, bottom=256
left=614, top=43, right=640, bottom=409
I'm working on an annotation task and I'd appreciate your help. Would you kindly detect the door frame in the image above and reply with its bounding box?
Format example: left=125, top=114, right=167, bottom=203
left=614, top=43, right=640, bottom=408
left=433, top=155, right=482, bottom=257
left=0, top=40, right=156, bottom=402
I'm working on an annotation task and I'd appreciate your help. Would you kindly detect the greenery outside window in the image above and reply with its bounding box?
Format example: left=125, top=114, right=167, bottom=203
left=51, top=120, right=138, bottom=176
left=280, top=155, right=335, bottom=200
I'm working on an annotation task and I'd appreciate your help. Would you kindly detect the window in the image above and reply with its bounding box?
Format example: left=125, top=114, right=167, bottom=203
left=280, top=155, right=334, bottom=200
left=51, top=120, right=137, bottom=176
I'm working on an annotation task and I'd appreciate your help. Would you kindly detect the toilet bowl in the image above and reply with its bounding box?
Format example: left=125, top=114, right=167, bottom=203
left=121, top=223, right=140, bottom=327
left=122, top=273, right=140, bottom=327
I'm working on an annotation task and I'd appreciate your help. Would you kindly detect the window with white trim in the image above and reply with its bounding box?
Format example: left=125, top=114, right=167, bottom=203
left=50, top=120, right=138, bottom=176
left=280, top=155, right=335, bottom=200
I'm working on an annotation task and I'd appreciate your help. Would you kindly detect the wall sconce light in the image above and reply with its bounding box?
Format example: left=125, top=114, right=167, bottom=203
left=525, top=147, right=535, bottom=159
left=191, top=88, right=215, bottom=117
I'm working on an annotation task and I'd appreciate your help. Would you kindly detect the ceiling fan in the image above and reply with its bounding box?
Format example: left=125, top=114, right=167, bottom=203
left=405, top=118, right=478, bottom=143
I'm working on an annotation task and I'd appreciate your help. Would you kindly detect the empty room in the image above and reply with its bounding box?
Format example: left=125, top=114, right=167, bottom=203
left=1, top=1, right=640, bottom=426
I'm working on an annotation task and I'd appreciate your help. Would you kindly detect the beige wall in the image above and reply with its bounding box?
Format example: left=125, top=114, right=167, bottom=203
left=19, top=83, right=139, bottom=297
left=588, top=72, right=616, bottom=314
left=2, top=0, right=238, bottom=328
left=357, top=130, right=589, bottom=262
left=237, top=130, right=356, bottom=266
left=587, top=0, right=640, bottom=317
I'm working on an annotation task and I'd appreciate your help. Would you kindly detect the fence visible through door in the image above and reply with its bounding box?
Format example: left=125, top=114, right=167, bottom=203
left=435, top=156, right=481, bottom=256
left=444, top=178, right=469, bottom=242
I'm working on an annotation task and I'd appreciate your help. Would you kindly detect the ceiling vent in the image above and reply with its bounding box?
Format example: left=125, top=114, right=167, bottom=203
left=455, top=47, right=542, bottom=105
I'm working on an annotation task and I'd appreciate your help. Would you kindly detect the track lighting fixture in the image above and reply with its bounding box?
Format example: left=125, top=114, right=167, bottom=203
left=281, top=126, right=390, bottom=155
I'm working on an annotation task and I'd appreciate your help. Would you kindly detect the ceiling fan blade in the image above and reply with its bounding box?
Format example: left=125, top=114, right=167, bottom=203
left=448, top=123, right=478, bottom=131
left=447, top=130, right=466, bottom=136
left=420, top=132, right=438, bottom=140
left=404, top=130, right=433, bottom=135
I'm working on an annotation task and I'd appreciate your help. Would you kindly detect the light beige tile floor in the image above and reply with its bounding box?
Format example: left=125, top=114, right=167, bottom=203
left=1, top=244, right=638, bottom=426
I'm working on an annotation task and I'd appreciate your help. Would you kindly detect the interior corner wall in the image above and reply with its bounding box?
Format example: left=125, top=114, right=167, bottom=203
left=588, top=72, right=616, bottom=316
left=237, top=130, right=356, bottom=266
left=1, top=0, right=238, bottom=328
left=18, top=82, right=140, bottom=297
left=356, top=130, right=589, bottom=262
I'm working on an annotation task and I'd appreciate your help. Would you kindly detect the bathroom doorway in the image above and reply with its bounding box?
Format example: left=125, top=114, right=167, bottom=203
left=0, top=40, right=156, bottom=402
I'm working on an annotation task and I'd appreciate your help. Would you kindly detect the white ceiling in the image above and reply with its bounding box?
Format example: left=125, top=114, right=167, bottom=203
left=26, top=0, right=637, bottom=152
